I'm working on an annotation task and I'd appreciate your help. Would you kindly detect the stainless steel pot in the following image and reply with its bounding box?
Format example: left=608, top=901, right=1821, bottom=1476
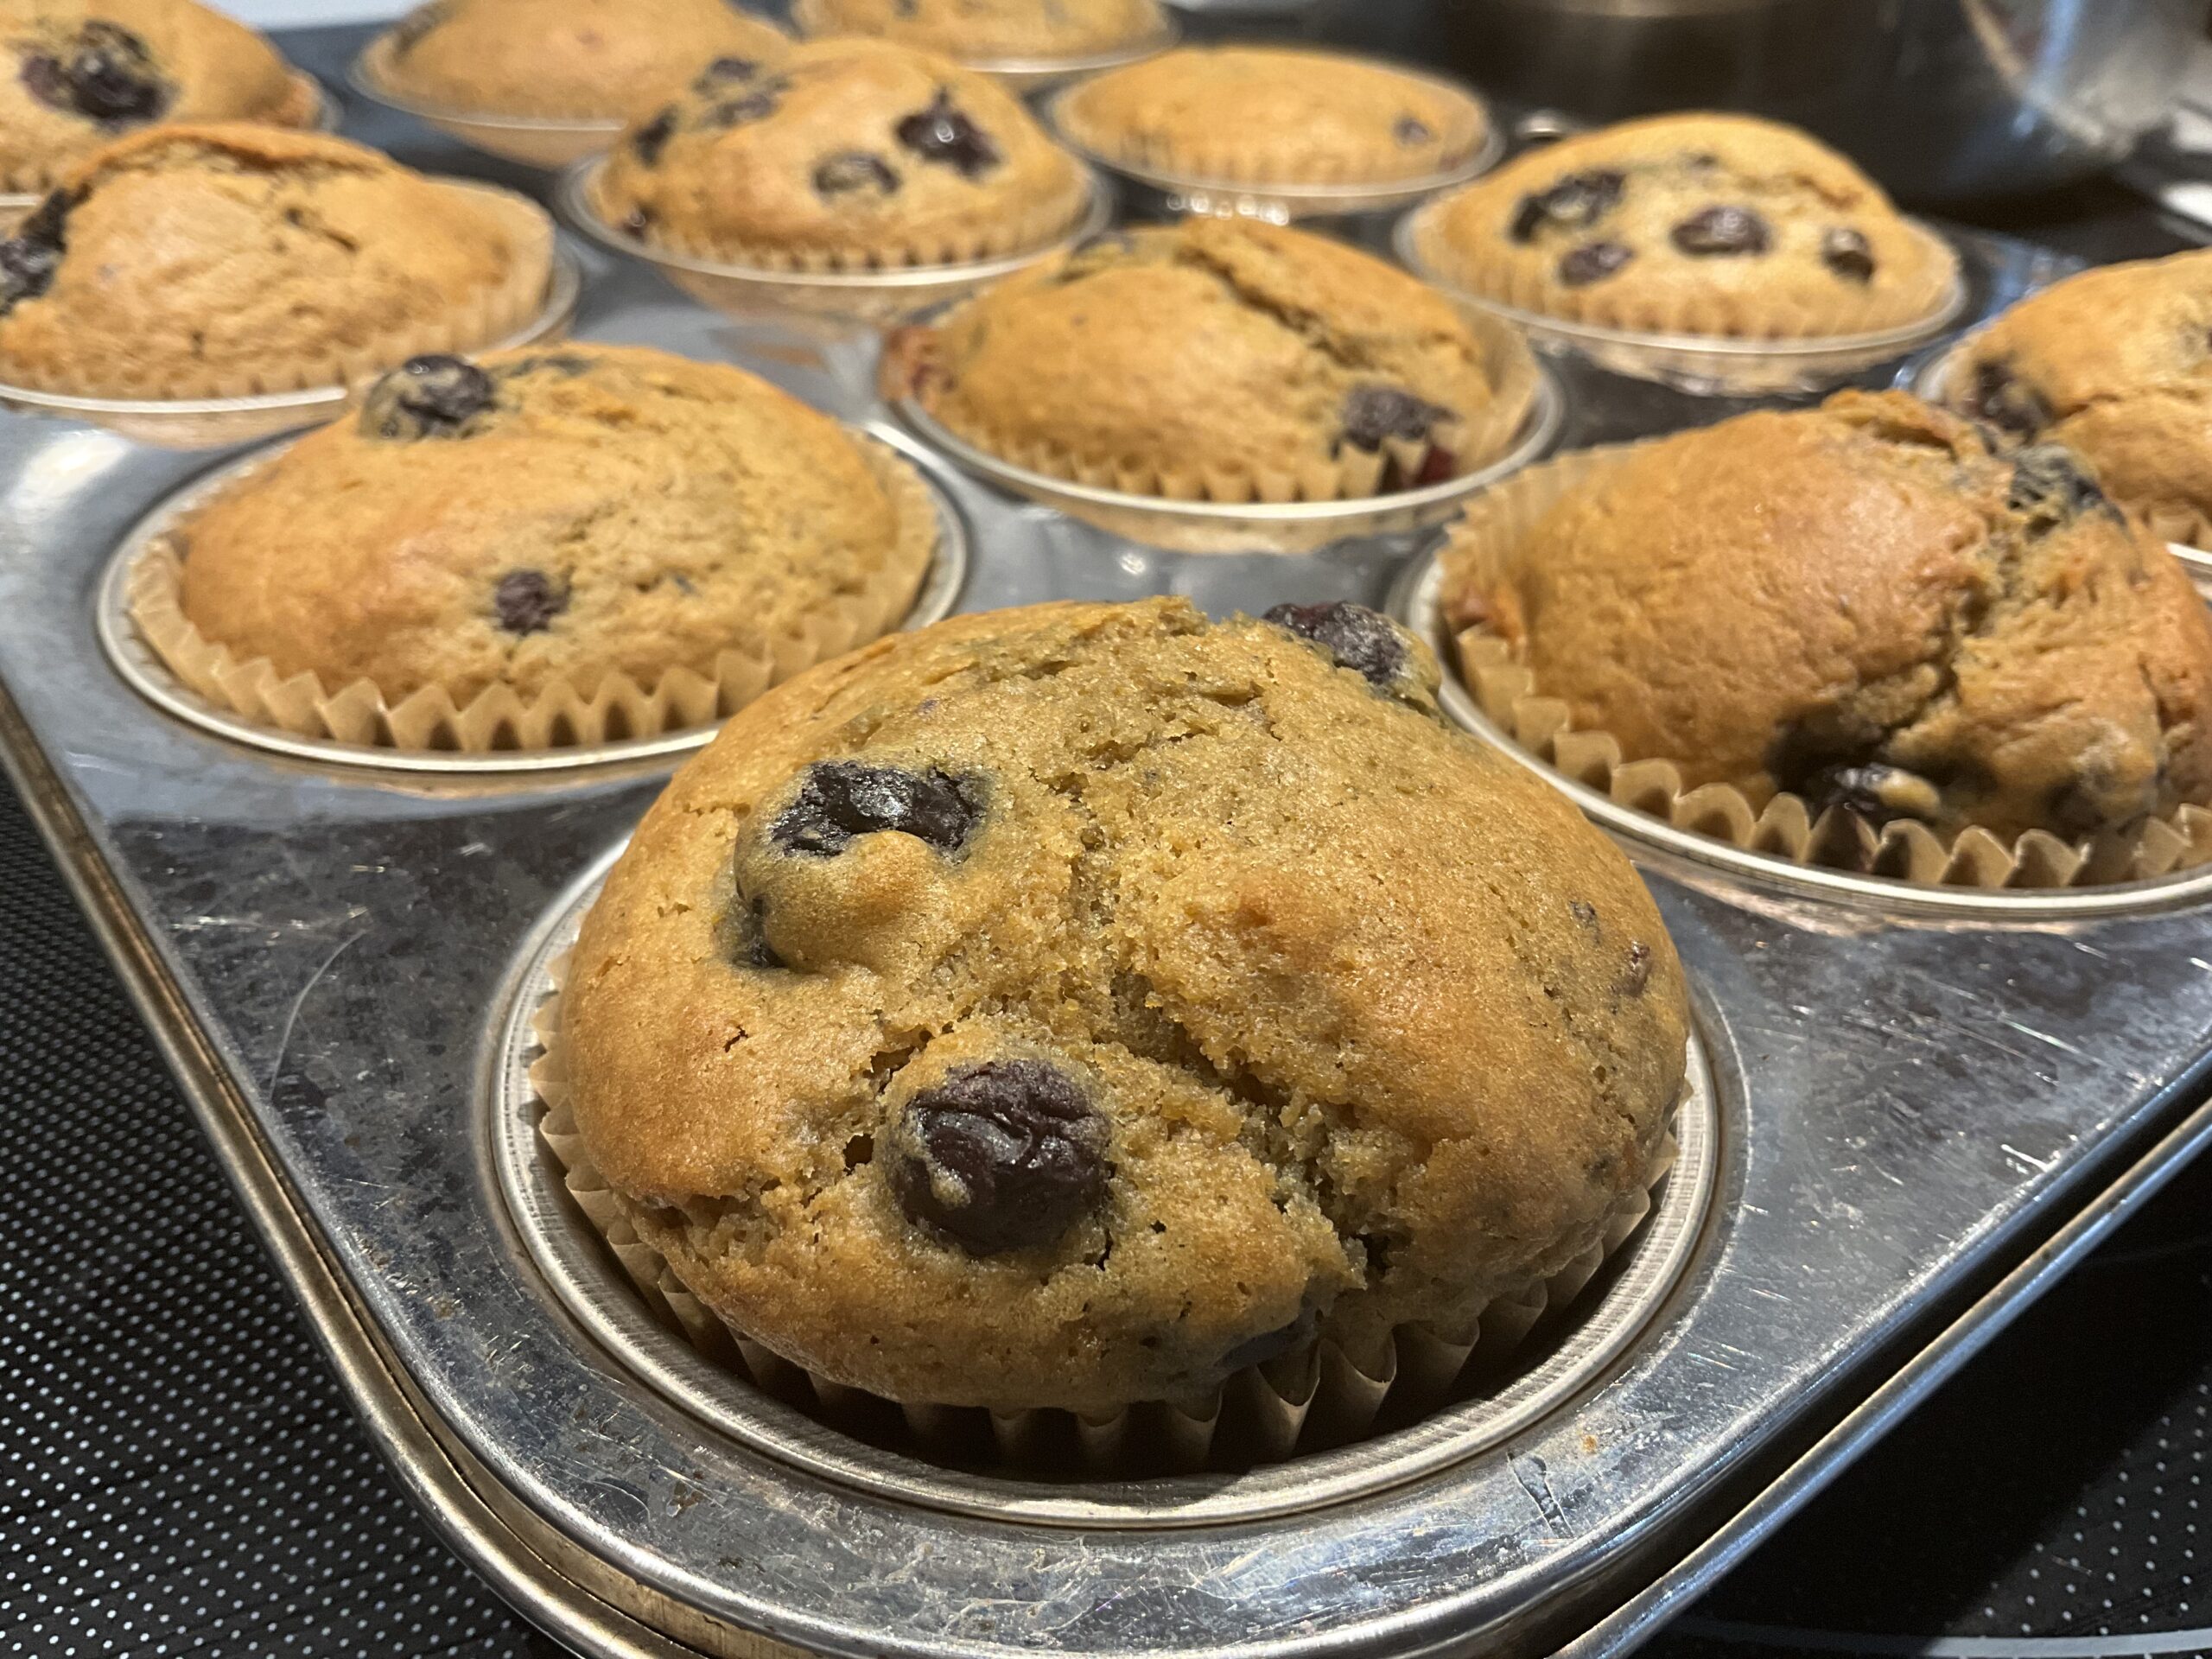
left=1417, top=0, right=2208, bottom=204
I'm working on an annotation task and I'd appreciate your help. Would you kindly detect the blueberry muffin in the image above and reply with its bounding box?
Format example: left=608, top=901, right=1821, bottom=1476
left=593, top=40, right=1088, bottom=268
left=374, top=0, right=791, bottom=122
left=794, top=0, right=1166, bottom=66
left=0, top=0, right=314, bottom=193
left=1945, top=251, right=2212, bottom=548
left=1413, top=112, right=1958, bottom=339
left=560, top=596, right=1688, bottom=1414
left=1052, top=46, right=1487, bottom=190
left=885, top=217, right=1537, bottom=501
left=1441, top=391, right=2212, bottom=847
left=0, top=124, right=551, bottom=398
left=137, top=345, right=937, bottom=747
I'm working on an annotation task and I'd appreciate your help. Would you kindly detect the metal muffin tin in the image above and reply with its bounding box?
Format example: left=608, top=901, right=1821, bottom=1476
left=92, top=426, right=970, bottom=776
left=3, top=95, right=2212, bottom=1659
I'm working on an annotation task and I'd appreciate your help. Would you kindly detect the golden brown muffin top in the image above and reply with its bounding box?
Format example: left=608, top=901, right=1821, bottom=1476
left=0, top=123, right=540, bottom=397
left=173, top=344, right=925, bottom=709
left=594, top=39, right=1086, bottom=264
left=1422, top=112, right=1955, bottom=337
left=0, top=0, right=304, bottom=190
left=379, top=0, right=791, bottom=121
left=1054, top=45, right=1487, bottom=186
left=1946, top=251, right=2212, bottom=544
left=798, top=0, right=1165, bottom=61
left=897, top=217, right=1517, bottom=493
left=1446, top=391, right=2212, bottom=843
left=564, top=596, right=1688, bottom=1413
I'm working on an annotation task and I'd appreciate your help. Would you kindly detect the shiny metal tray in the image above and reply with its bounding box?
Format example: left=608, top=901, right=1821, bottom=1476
left=2, top=168, right=2209, bottom=1659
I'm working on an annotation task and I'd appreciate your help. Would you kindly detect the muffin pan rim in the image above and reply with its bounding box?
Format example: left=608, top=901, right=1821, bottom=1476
left=1387, top=537, right=2212, bottom=918
left=92, top=424, right=973, bottom=778
left=486, top=849, right=1724, bottom=1529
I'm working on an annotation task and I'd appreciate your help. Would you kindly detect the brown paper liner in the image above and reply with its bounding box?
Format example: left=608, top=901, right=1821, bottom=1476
left=125, top=440, right=939, bottom=755
left=2, top=183, right=554, bottom=401
left=1408, top=200, right=1961, bottom=344
left=1438, top=447, right=2212, bottom=891
left=1052, top=76, right=1490, bottom=191
left=524, top=950, right=1682, bottom=1476
left=893, top=301, right=1541, bottom=508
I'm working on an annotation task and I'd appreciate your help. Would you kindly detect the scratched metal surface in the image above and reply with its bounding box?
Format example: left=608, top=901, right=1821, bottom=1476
left=2, top=84, right=2209, bottom=1657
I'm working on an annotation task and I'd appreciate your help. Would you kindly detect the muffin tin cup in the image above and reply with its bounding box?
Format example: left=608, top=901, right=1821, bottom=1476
left=493, top=861, right=1718, bottom=1513
left=1042, top=75, right=1503, bottom=223
left=1388, top=450, right=2212, bottom=917
left=95, top=425, right=971, bottom=777
left=888, top=357, right=1563, bottom=555
left=557, top=156, right=1116, bottom=334
left=787, top=0, right=1180, bottom=92
left=0, top=184, right=579, bottom=449
left=1395, top=202, right=1970, bottom=397
left=347, top=33, right=628, bottom=169
left=1912, top=334, right=2212, bottom=602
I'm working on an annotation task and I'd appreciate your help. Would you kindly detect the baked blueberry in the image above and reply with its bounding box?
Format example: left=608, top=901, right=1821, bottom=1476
left=888, top=1059, right=1109, bottom=1255
left=1509, top=169, right=1623, bottom=244
left=1821, top=226, right=1876, bottom=283
left=360, top=353, right=495, bottom=440
left=1393, top=114, right=1432, bottom=146
left=1263, top=601, right=1408, bottom=692
left=493, top=569, right=566, bottom=634
left=894, top=91, right=1000, bottom=179
left=708, top=79, right=785, bottom=126
left=1801, top=761, right=1942, bottom=824
left=1967, top=360, right=2050, bottom=438
left=0, top=189, right=72, bottom=317
left=771, top=760, right=984, bottom=857
left=716, top=893, right=786, bottom=971
left=1670, top=204, right=1769, bottom=256
left=2009, top=443, right=2108, bottom=519
left=812, top=150, right=900, bottom=198
left=1338, top=385, right=1452, bottom=451
left=694, top=55, right=761, bottom=90
left=22, top=22, right=171, bottom=124
left=1558, top=240, right=1632, bottom=286
left=632, top=107, right=677, bottom=166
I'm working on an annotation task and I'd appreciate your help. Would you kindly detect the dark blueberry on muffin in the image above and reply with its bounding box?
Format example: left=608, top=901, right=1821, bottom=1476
left=1821, top=226, right=1876, bottom=283
left=632, top=107, right=677, bottom=165
left=493, top=569, right=567, bottom=634
left=1509, top=169, right=1623, bottom=244
left=772, top=760, right=984, bottom=856
left=0, top=189, right=73, bottom=317
left=887, top=1059, right=1109, bottom=1255
left=360, top=353, right=496, bottom=441
left=1393, top=114, right=1432, bottom=146
left=811, top=150, right=900, bottom=197
left=894, top=90, right=999, bottom=178
left=1338, top=385, right=1452, bottom=450
left=1558, top=239, right=1632, bottom=286
left=22, top=22, right=171, bottom=124
left=1966, top=360, right=2050, bottom=439
left=1670, top=205, right=1770, bottom=257
left=1263, top=601, right=1409, bottom=692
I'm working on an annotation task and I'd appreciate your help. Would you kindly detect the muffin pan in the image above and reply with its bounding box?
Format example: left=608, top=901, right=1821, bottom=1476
left=4, top=116, right=2212, bottom=1659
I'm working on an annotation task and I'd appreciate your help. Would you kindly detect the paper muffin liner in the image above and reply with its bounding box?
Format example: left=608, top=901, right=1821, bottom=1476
left=1051, top=74, right=1491, bottom=191
left=1439, top=447, right=2212, bottom=891
left=585, top=162, right=1094, bottom=275
left=1407, top=200, right=1961, bottom=345
left=524, top=951, right=1683, bottom=1475
left=2, top=182, right=555, bottom=401
left=887, top=300, right=1541, bottom=508
left=0, top=70, right=326, bottom=197
left=124, top=440, right=939, bottom=756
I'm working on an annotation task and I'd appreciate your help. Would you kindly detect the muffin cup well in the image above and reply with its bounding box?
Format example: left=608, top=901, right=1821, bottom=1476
left=118, top=437, right=946, bottom=761
left=1398, top=200, right=1967, bottom=397
left=1428, top=446, right=2212, bottom=893
left=0, top=70, right=331, bottom=198
left=1045, top=72, right=1500, bottom=221
left=0, top=181, right=556, bottom=405
left=561, top=157, right=1111, bottom=331
left=524, top=946, right=1690, bottom=1477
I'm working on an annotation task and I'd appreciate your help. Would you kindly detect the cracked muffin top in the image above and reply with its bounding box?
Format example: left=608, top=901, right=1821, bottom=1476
left=0, top=123, right=549, bottom=397
left=563, top=596, right=1688, bottom=1414
left=376, top=0, right=791, bottom=122
left=1945, top=251, right=2212, bottom=548
left=0, top=0, right=309, bottom=192
left=167, top=344, right=933, bottom=709
left=1052, top=45, right=1488, bottom=188
left=795, top=0, right=1166, bottom=65
left=887, top=217, right=1530, bottom=498
left=1442, top=391, right=2212, bottom=844
left=1418, top=112, right=1957, bottom=338
left=592, top=38, right=1088, bottom=267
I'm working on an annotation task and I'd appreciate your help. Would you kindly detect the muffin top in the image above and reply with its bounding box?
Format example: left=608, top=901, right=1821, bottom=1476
left=1947, top=251, right=2212, bottom=546
left=1444, top=391, right=2212, bottom=844
left=797, top=0, right=1165, bottom=62
left=893, top=217, right=1523, bottom=496
left=594, top=40, right=1088, bottom=265
left=0, top=0, right=307, bottom=191
left=378, top=0, right=791, bottom=122
left=563, top=596, right=1688, bottom=1414
left=0, top=124, right=545, bottom=397
left=1421, top=112, right=1956, bottom=337
left=1053, top=46, right=1487, bottom=187
left=170, top=344, right=929, bottom=708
